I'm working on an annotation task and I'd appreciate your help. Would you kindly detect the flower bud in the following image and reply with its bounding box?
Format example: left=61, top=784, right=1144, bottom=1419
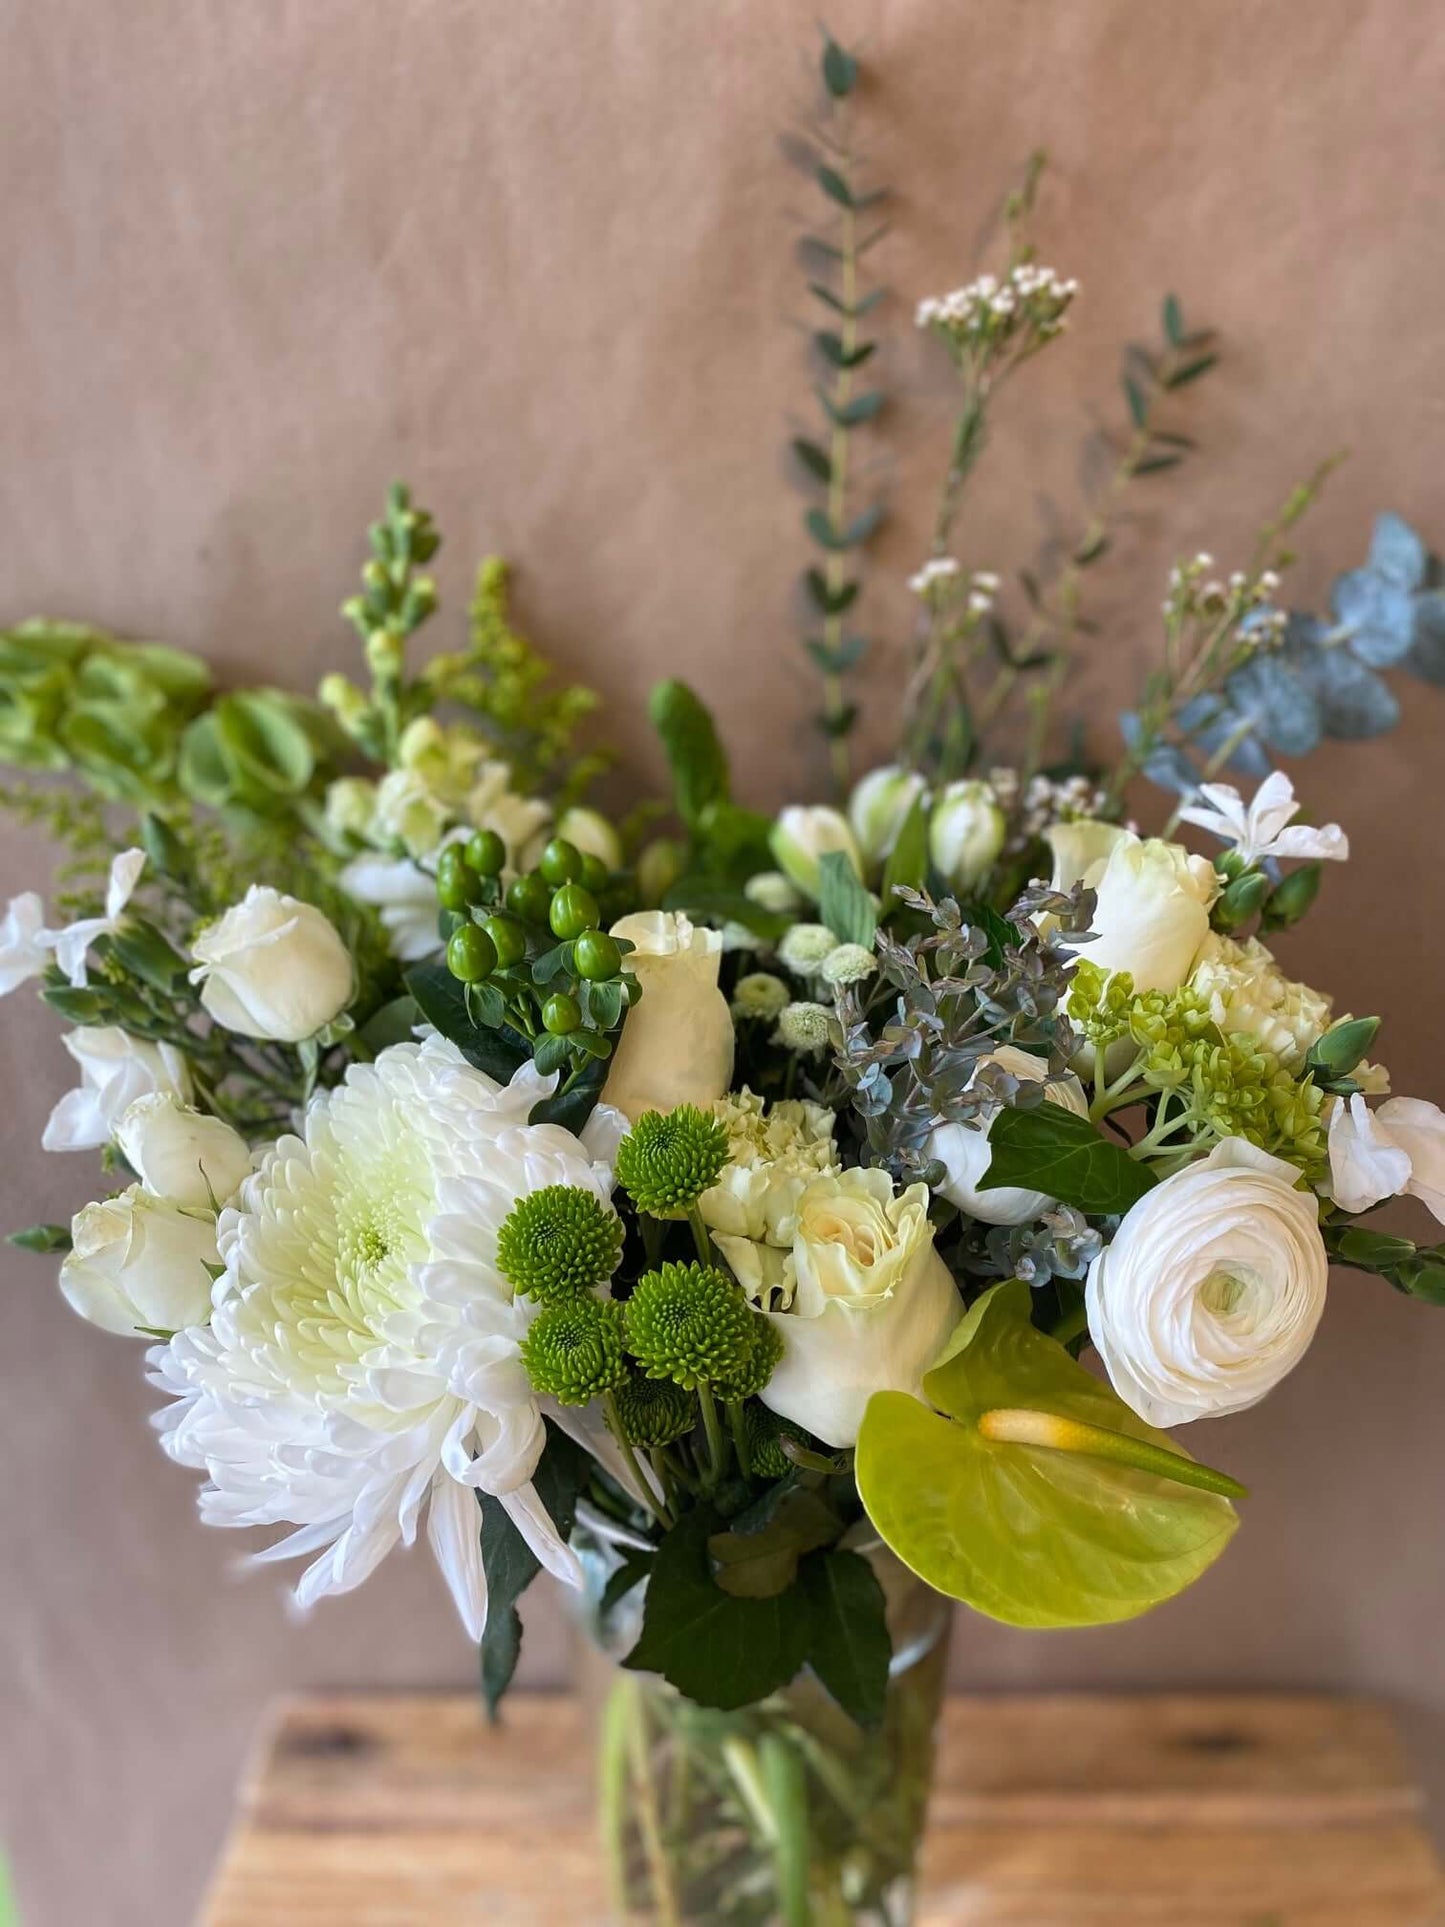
left=189, top=886, right=354, bottom=1044
left=60, top=1185, right=219, bottom=1338
left=744, top=870, right=802, bottom=916
left=557, top=806, right=623, bottom=874
left=847, top=766, right=928, bottom=867
left=927, top=780, right=1006, bottom=890
left=769, top=807, right=862, bottom=901
left=116, top=1093, right=252, bottom=1209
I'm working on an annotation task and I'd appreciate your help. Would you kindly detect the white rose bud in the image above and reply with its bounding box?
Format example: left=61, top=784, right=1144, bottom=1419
left=847, top=765, right=928, bottom=867
left=1047, top=821, right=1218, bottom=993
left=769, top=806, right=862, bottom=901
left=1085, top=1137, right=1328, bottom=1427
left=190, top=886, right=354, bottom=1044
left=42, top=1027, right=192, bottom=1154
left=761, top=1168, right=961, bottom=1447
left=601, top=912, right=735, bottom=1122
left=116, top=1093, right=252, bottom=1209
left=928, top=779, right=1006, bottom=890
left=925, top=1045, right=1089, bottom=1225
left=60, top=1184, right=219, bottom=1338
left=557, top=806, right=623, bottom=873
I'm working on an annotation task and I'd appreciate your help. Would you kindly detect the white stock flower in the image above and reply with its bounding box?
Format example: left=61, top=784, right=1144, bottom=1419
left=47, top=848, right=147, bottom=988
left=43, top=1027, right=191, bottom=1153
left=924, top=1046, right=1089, bottom=1225
left=600, top=912, right=734, bottom=1123
left=149, top=1041, right=616, bottom=1638
left=0, top=891, right=50, bottom=995
left=1178, top=772, right=1349, bottom=867
left=1187, top=933, right=1333, bottom=1071
left=340, top=851, right=442, bottom=964
left=1327, top=1095, right=1445, bottom=1221
left=759, top=1169, right=960, bottom=1448
left=117, top=1093, right=252, bottom=1209
left=847, top=766, right=928, bottom=867
left=928, top=780, right=1006, bottom=890
left=62, top=1185, right=220, bottom=1338
left=1085, top=1137, right=1328, bottom=1427
left=190, top=886, right=354, bottom=1043
left=1047, top=821, right=1218, bottom=993
left=769, top=806, right=862, bottom=901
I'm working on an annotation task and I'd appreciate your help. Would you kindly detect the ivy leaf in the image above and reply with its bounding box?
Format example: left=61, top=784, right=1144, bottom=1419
left=649, top=678, right=730, bottom=826
left=982, top=1103, right=1157, bottom=1214
left=821, top=36, right=858, bottom=98
left=8, top=1223, right=72, bottom=1254
left=791, top=437, right=832, bottom=485
left=479, top=1421, right=589, bottom=1717
left=818, top=850, right=877, bottom=947
left=800, top=1549, right=891, bottom=1727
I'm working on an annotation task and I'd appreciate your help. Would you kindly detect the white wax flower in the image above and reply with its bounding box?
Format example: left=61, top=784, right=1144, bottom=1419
left=759, top=1168, right=960, bottom=1448
left=61, top=1185, right=220, bottom=1338
left=1179, top=772, right=1349, bottom=867
left=0, top=891, right=50, bottom=995
left=43, top=1027, right=192, bottom=1154
left=116, top=1093, right=253, bottom=1209
left=1085, top=1137, right=1328, bottom=1427
left=769, top=806, right=862, bottom=901
left=1047, top=821, right=1218, bottom=992
left=924, top=1045, right=1089, bottom=1225
left=1188, top=933, right=1333, bottom=1071
left=847, top=766, right=928, bottom=866
left=600, top=912, right=734, bottom=1122
left=340, top=851, right=442, bottom=963
left=1327, top=1094, right=1445, bottom=1221
left=928, top=780, right=1006, bottom=890
left=190, top=886, right=354, bottom=1043
left=556, top=806, right=623, bottom=873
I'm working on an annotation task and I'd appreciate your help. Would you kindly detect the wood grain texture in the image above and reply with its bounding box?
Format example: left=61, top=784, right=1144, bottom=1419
left=201, top=1692, right=1445, bottom=1925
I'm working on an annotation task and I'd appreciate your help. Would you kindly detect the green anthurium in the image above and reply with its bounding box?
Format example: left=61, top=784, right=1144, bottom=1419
left=855, top=1280, right=1242, bottom=1629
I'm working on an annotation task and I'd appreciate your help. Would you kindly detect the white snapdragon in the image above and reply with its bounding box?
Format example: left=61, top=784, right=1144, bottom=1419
left=1327, top=1095, right=1445, bottom=1221
left=190, top=887, right=354, bottom=1044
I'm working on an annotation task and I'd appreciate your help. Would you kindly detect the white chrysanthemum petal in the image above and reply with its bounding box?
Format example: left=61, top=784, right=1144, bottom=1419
left=428, top=1473, right=489, bottom=1641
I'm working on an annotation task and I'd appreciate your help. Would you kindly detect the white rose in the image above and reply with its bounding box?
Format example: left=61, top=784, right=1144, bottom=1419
left=769, top=806, right=862, bottom=901
left=116, top=1093, right=252, bottom=1209
left=928, top=779, right=1006, bottom=890
left=42, top=1027, right=192, bottom=1154
left=847, top=766, right=928, bottom=867
left=924, top=1045, right=1089, bottom=1225
left=760, top=1169, right=961, bottom=1448
left=340, top=851, right=441, bottom=964
left=1047, top=821, right=1217, bottom=992
left=60, top=1184, right=219, bottom=1337
left=557, top=806, right=623, bottom=873
left=1327, top=1094, right=1445, bottom=1221
left=189, top=886, right=354, bottom=1044
left=1085, top=1137, right=1328, bottom=1427
left=600, top=912, right=735, bottom=1122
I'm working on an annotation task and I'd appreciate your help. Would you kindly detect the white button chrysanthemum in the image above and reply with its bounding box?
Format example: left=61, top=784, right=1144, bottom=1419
left=149, top=1037, right=623, bottom=1638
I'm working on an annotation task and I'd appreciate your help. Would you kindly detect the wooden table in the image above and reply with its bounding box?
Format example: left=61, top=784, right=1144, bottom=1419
left=201, top=1692, right=1445, bottom=1925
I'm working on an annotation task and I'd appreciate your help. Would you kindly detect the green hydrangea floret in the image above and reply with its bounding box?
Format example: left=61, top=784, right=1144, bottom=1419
left=519, top=1296, right=627, bottom=1405
left=615, top=1106, right=730, bottom=1216
left=712, top=1313, right=785, bottom=1403
left=609, top=1372, right=699, bottom=1448
left=496, top=1184, right=623, bottom=1303
left=622, top=1261, right=756, bottom=1390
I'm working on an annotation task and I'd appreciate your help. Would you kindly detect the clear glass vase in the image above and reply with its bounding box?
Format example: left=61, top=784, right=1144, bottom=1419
left=571, top=1507, right=953, bottom=1926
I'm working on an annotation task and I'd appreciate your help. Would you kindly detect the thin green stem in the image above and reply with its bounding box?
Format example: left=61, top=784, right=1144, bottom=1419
left=686, top=1203, right=714, bottom=1267
left=604, top=1392, right=674, bottom=1529
left=696, top=1383, right=728, bottom=1491
left=727, top=1400, right=752, bottom=1479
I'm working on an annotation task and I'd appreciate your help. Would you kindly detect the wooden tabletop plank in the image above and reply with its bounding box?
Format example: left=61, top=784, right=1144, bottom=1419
left=202, top=1692, right=1445, bottom=1927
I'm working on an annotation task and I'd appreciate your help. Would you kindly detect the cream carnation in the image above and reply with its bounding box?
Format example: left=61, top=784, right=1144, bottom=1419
left=701, top=1089, right=840, bottom=1277
left=1188, top=933, right=1333, bottom=1070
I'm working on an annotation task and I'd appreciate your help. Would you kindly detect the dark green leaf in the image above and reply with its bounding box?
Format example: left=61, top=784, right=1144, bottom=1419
left=840, top=503, right=884, bottom=545
left=532, top=1032, right=570, bottom=1077
left=40, top=984, right=108, bottom=1024
left=821, top=36, right=858, bottom=97
left=109, top=919, right=188, bottom=993
left=805, top=633, right=868, bottom=675
left=816, top=701, right=859, bottom=740
left=800, top=1549, right=891, bottom=1727
left=1133, top=453, right=1183, bottom=475
left=791, top=437, right=832, bottom=485
left=1261, top=862, right=1321, bottom=931
left=530, top=1057, right=607, bottom=1132
left=1123, top=374, right=1149, bottom=429
left=1165, top=353, right=1219, bottom=388
left=1073, top=531, right=1109, bottom=566
left=358, top=994, right=421, bottom=1054
left=832, top=389, right=885, bottom=427
left=405, top=961, right=529, bottom=1081
left=818, top=849, right=876, bottom=947
left=982, top=1104, right=1158, bottom=1214
left=464, top=980, right=507, bottom=1029
left=816, top=163, right=854, bottom=207
left=815, top=331, right=877, bottom=370
left=708, top=1488, right=840, bottom=1599
left=804, top=569, right=859, bottom=615
left=479, top=1421, right=589, bottom=1717
left=809, top=283, right=886, bottom=318
left=530, top=942, right=571, bottom=986
left=649, top=678, right=730, bottom=827
left=8, top=1223, right=71, bottom=1254
left=1162, top=293, right=1184, bottom=347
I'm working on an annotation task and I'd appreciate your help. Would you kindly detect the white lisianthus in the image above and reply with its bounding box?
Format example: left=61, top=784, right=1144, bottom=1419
left=847, top=766, right=928, bottom=867
left=928, top=780, right=1006, bottom=890
left=43, top=1027, right=192, bottom=1153
left=769, top=806, right=862, bottom=900
left=61, top=1185, right=220, bottom=1338
left=557, top=806, right=622, bottom=873
left=1047, top=821, right=1218, bottom=992
left=601, top=912, right=734, bottom=1122
left=340, top=851, right=442, bottom=963
left=1188, top=933, right=1333, bottom=1070
left=1327, top=1094, right=1445, bottom=1221
left=1085, top=1137, right=1328, bottom=1427
left=190, top=886, right=354, bottom=1043
left=150, top=1041, right=616, bottom=1637
left=0, top=890, right=50, bottom=995
left=117, top=1093, right=253, bottom=1209
left=700, top=1089, right=840, bottom=1264
left=759, top=1169, right=960, bottom=1448
left=924, top=1045, right=1089, bottom=1225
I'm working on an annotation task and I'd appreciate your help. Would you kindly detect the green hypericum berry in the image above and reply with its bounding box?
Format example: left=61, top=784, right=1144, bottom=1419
left=580, top=851, right=611, bottom=893
left=506, top=872, right=552, bottom=925
left=520, top=1296, right=627, bottom=1405
left=482, top=913, right=527, bottom=970
left=746, top=1404, right=808, bottom=1481
left=609, top=1373, right=698, bottom=1448
left=464, top=828, right=507, bottom=877
left=496, top=1184, right=624, bottom=1302
left=573, top=930, right=622, bottom=981
left=615, top=1106, right=730, bottom=1215
left=549, top=883, right=600, bottom=939
left=542, top=991, right=582, bottom=1035
left=623, top=1262, right=757, bottom=1390
left=437, top=848, right=481, bottom=912
left=539, top=837, right=585, bottom=886
left=712, top=1313, right=785, bottom=1403
left=447, top=923, right=497, bottom=983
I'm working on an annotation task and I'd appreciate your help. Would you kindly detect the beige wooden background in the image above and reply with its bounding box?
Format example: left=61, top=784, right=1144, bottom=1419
left=5, top=2, right=1445, bottom=1922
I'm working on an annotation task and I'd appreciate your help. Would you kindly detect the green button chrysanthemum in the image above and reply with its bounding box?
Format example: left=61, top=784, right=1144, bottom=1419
left=608, top=1372, right=699, bottom=1448
left=496, top=1184, right=624, bottom=1303
left=622, top=1261, right=756, bottom=1390
left=746, top=1404, right=808, bottom=1480
left=615, top=1106, right=730, bottom=1217
left=712, top=1313, right=784, bottom=1404
left=519, top=1296, right=627, bottom=1405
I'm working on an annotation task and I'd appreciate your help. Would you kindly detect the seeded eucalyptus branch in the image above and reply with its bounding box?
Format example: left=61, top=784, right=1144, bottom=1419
left=791, top=31, right=888, bottom=797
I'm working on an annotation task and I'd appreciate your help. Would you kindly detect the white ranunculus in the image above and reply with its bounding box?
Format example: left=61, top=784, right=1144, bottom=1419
left=190, top=886, right=354, bottom=1043
left=1085, top=1137, right=1328, bottom=1427
left=847, top=766, right=928, bottom=867
left=340, top=851, right=442, bottom=963
left=769, top=806, right=862, bottom=901
left=1327, top=1094, right=1445, bottom=1222
left=61, top=1185, right=220, bottom=1337
left=117, top=1093, right=253, bottom=1209
left=557, top=806, right=623, bottom=873
left=760, top=1168, right=961, bottom=1448
left=1047, top=821, right=1218, bottom=992
left=600, top=912, right=735, bottom=1122
left=43, top=1026, right=192, bottom=1153
left=924, top=1045, right=1089, bottom=1225
left=928, top=780, right=1006, bottom=891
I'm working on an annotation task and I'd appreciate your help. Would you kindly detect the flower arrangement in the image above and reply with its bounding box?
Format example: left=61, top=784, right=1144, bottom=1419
left=7, top=28, right=1445, bottom=1925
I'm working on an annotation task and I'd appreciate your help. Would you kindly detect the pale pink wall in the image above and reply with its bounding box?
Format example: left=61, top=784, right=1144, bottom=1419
left=4, top=3, right=1445, bottom=1922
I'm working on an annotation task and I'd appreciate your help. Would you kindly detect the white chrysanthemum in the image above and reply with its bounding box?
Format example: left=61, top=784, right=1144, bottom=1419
left=1188, top=933, right=1333, bottom=1071
left=149, top=1038, right=621, bottom=1639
